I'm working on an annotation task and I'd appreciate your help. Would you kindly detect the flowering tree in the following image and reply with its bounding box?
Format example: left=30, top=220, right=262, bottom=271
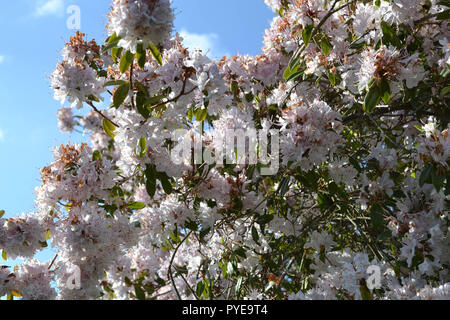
left=1, top=0, right=449, bottom=300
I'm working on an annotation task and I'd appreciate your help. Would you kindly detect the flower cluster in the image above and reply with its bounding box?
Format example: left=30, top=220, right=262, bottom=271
left=107, top=0, right=174, bottom=52
left=51, top=32, right=106, bottom=109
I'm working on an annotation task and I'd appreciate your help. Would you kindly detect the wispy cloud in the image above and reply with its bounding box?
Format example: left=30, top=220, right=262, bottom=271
left=0, top=129, right=5, bottom=143
left=34, top=0, right=65, bottom=17
left=0, top=56, right=4, bottom=64
left=179, top=29, right=229, bottom=59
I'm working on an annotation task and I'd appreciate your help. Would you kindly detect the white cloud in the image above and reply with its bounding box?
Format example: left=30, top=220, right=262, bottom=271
left=179, top=29, right=229, bottom=59
left=0, top=129, right=4, bottom=142
left=34, top=0, right=65, bottom=17
left=0, top=56, right=4, bottom=64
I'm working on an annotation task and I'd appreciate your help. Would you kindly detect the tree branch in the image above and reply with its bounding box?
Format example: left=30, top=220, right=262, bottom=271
left=167, top=231, right=193, bottom=300
left=86, top=101, right=119, bottom=128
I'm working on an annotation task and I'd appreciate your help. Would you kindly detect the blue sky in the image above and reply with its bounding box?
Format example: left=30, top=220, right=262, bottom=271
left=0, top=0, right=274, bottom=221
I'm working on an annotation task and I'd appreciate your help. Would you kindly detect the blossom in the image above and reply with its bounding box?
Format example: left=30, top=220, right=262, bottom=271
left=14, top=260, right=56, bottom=300
left=279, top=98, right=342, bottom=169
left=107, top=0, right=174, bottom=52
left=51, top=62, right=105, bottom=109
left=57, top=107, right=76, bottom=133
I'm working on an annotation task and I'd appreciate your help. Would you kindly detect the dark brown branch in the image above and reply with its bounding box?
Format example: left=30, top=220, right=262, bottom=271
left=150, top=79, right=196, bottom=110
left=130, top=63, right=136, bottom=110
left=48, top=253, right=59, bottom=270
left=87, top=101, right=119, bottom=128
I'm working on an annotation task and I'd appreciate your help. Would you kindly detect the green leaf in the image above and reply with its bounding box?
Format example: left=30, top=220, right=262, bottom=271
left=414, top=125, right=425, bottom=133
left=103, top=33, right=121, bottom=52
left=146, top=95, right=164, bottom=106
left=245, top=92, right=254, bottom=103
left=227, top=261, right=234, bottom=277
left=283, top=62, right=299, bottom=81
left=145, top=165, right=157, bottom=198
left=431, top=170, right=445, bottom=192
left=0, top=210, right=5, bottom=219
left=265, top=281, right=275, bottom=292
left=111, top=47, right=123, bottom=64
left=148, top=42, right=162, bottom=65
left=235, top=276, right=243, bottom=295
left=139, top=137, right=146, bottom=153
left=279, top=176, right=291, bottom=197
left=320, top=37, right=333, bottom=56
left=134, top=284, right=146, bottom=300
left=39, top=240, right=48, bottom=248
left=106, top=32, right=119, bottom=45
left=158, top=172, right=173, bottom=195
left=119, top=50, right=134, bottom=74
left=88, top=94, right=100, bottom=102
left=92, top=150, right=102, bottom=161
left=360, top=285, right=373, bottom=300
left=379, top=78, right=391, bottom=104
left=257, top=214, right=274, bottom=226
left=196, top=281, right=205, bottom=297
left=136, top=92, right=151, bottom=119
left=419, top=164, right=434, bottom=187
left=370, top=204, right=385, bottom=231
left=381, top=21, right=401, bottom=48
left=317, top=192, right=332, bottom=210
left=185, top=220, right=198, bottom=232
left=104, top=80, right=128, bottom=87
left=363, top=84, right=381, bottom=113
left=102, top=118, right=116, bottom=139
left=231, top=81, right=239, bottom=95
left=441, top=66, right=450, bottom=78
left=124, top=276, right=133, bottom=287
left=328, top=72, right=336, bottom=86
left=136, top=43, right=147, bottom=69
left=128, top=202, right=146, bottom=210
left=195, top=108, right=208, bottom=122
left=234, top=247, right=247, bottom=259
left=286, top=70, right=304, bottom=83
left=349, top=40, right=366, bottom=50
left=251, top=226, right=260, bottom=244
left=302, top=24, right=314, bottom=47
left=136, top=137, right=147, bottom=158
left=2, top=250, right=7, bottom=261
left=289, top=55, right=300, bottom=71
left=200, top=227, right=211, bottom=242
left=113, top=83, right=130, bottom=108
left=11, top=290, right=22, bottom=298
left=440, top=86, right=450, bottom=99
left=98, top=69, right=108, bottom=78
left=437, top=9, right=450, bottom=20
left=438, top=0, right=450, bottom=7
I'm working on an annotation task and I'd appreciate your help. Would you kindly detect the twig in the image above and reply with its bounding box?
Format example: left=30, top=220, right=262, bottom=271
left=167, top=231, right=193, bottom=300
left=177, top=268, right=200, bottom=300
left=414, top=12, right=441, bottom=25
left=86, top=101, right=119, bottom=128
left=130, top=63, right=136, bottom=110
left=291, top=0, right=357, bottom=62
left=48, top=253, right=59, bottom=270
left=150, top=79, right=195, bottom=110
